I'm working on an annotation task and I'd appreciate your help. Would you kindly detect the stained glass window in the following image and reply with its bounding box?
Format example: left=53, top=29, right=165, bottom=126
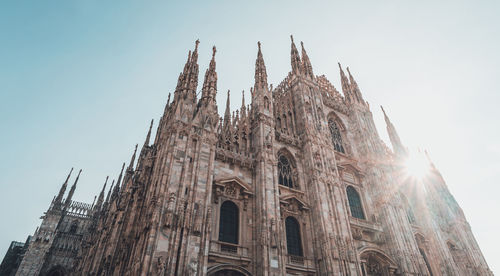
left=347, top=186, right=365, bottom=219
left=285, top=217, right=303, bottom=256
left=219, top=201, right=239, bottom=244
left=278, top=155, right=294, bottom=188
left=328, top=119, right=345, bottom=153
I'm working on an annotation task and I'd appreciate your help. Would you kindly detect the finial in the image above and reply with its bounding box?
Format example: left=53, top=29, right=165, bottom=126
left=338, top=62, right=342, bottom=69
left=195, top=39, right=200, bottom=50
left=346, top=66, right=352, bottom=76
left=290, top=35, right=294, bottom=43
left=301, top=41, right=304, bottom=47
left=212, top=46, right=216, bottom=58
left=258, top=41, right=261, bottom=50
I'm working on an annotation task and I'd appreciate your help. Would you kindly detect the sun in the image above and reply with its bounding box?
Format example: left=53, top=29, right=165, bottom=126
left=403, top=151, right=431, bottom=179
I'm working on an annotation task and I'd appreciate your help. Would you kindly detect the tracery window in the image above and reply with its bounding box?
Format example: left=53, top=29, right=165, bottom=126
left=219, top=201, right=239, bottom=244
left=347, top=186, right=365, bottom=219
left=285, top=216, right=303, bottom=256
left=328, top=119, right=345, bottom=153
left=278, top=155, right=294, bottom=188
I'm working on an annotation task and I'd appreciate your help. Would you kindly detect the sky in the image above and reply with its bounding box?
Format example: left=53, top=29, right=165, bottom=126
left=0, top=0, right=499, bottom=273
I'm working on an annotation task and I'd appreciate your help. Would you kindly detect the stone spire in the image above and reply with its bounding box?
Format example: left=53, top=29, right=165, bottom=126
left=95, top=176, right=109, bottom=210
left=347, top=66, right=365, bottom=105
left=338, top=63, right=353, bottom=103
left=381, top=106, right=406, bottom=156
left=176, top=40, right=200, bottom=101
left=240, top=90, right=246, bottom=118
left=223, top=90, right=231, bottom=129
left=201, top=46, right=218, bottom=102
left=64, top=169, right=82, bottom=208
left=254, top=41, right=268, bottom=90
left=290, top=35, right=302, bottom=74
left=127, top=144, right=138, bottom=172
left=144, top=119, right=154, bottom=147
left=300, top=41, right=314, bottom=78
left=54, top=168, right=73, bottom=208
left=111, top=163, right=125, bottom=202
left=104, top=180, right=115, bottom=207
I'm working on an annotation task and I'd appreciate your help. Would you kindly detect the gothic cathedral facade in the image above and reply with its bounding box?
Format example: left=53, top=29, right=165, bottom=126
left=16, top=37, right=492, bottom=276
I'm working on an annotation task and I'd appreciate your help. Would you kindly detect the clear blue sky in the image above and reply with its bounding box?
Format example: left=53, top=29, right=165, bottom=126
left=1, top=0, right=498, bottom=272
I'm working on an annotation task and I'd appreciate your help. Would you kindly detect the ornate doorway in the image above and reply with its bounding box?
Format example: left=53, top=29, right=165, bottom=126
left=360, top=250, right=398, bottom=276
left=207, top=264, right=252, bottom=276
left=212, top=269, right=246, bottom=276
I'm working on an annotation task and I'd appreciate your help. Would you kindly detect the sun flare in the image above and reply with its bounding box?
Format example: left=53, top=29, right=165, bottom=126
left=404, top=151, right=431, bottom=179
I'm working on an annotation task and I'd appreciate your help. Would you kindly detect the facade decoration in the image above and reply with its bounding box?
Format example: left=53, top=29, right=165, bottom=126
left=11, top=37, right=492, bottom=276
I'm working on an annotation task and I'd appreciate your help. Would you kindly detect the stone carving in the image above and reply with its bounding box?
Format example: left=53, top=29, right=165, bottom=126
left=163, top=193, right=176, bottom=228
left=156, top=256, right=165, bottom=276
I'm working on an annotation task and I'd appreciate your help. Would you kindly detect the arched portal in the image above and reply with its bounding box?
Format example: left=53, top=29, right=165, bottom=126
left=207, top=264, right=252, bottom=276
left=359, top=249, right=398, bottom=276
left=212, top=270, right=246, bottom=276
left=46, top=265, right=67, bottom=276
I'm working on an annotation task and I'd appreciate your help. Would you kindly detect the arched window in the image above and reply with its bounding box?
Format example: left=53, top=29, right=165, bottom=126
left=346, top=186, right=365, bottom=219
left=285, top=217, right=303, bottom=256
left=264, top=96, right=270, bottom=110
left=69, top=220, right=78, bottom=234
left=278, top=154, right=294, bottom=188
left=328, top=119, right=345, bottom=153
left=219, top=201, right=239, bottom=244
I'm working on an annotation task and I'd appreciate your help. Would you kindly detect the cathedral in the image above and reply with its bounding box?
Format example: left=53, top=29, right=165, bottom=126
left=13, top=37, right=493, bottom=276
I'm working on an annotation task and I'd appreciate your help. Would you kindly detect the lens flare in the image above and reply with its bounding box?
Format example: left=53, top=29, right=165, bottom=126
left=404, top=151, right=430, bottom=179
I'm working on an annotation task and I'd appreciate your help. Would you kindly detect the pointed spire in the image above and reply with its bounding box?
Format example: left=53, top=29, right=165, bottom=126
left=254, top=41, right=268, bottom=90
left=338, top=63, right=353, bottom=103
left=381, top=106, right=406, bottom=156
left=346, top=66, right=364, bottom=104
left=223, top=90, right=231, bottom=129
left=290, top=35, right=302, bottom=74
left=240, top=90, right=246, bottom=118
left=65, top=169, right=81, bottom=207
left=112, top=163, right=125, bottom=202
left=54, top=168, right=73, bottom=207
left=116, top=162, right=125, bottom=188
left=95, top=176, right=109, bottom=210
left=128, top=144, right=138, bottom=172
left=176, top=40, right=200, bottom=100
left=300, top=41, right=314, bottom=78
left=144, top=119, right=154, bottom=147
left=200, top=45, right=218, bottom=104
left=105, top=180, right=115, bottom=206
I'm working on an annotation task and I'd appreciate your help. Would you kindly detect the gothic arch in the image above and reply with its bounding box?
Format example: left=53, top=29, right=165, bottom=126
left=46, top=265, right=67, bottom=276
left=327, top=111, right=346, bottom=131
left=327, top=112, right=348, bottom=154
left=346, top=185, right=365, bottom=219
left=277, top=148, right=299, bottom=189
left=285, top=216, right=303, bottom=257
left=219, top=200, right=239, bottom=244
left=359, top=248, right=398, bottom=276
left=207, top=264, right=252, bottom=276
